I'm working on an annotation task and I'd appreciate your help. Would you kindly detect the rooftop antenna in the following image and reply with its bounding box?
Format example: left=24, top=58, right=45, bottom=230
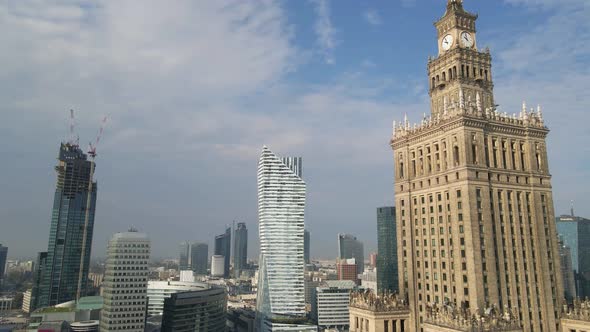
left=571, top=200, right=575, bottom=217
left=76, top=115, right=108, bottom=301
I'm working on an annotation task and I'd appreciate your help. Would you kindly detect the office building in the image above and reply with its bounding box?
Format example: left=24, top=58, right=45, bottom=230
left=349, top=290, right=410, bottom=332
left=556, top=214, right=590, bottom=298
left=99, top=230, right=150, bottom=332
left=234, top=223, right=248, bottom=278
left=160, top=286, right=227, bottom=332
left=305, top=230, right=311, bottom=264
left=147, top=281, right=209, bottom=316
left=30, top=252, right=48, bottom=311
left=33, top=143, right=98, bottom=309
left=338, top=234, right=364, bottom=276
left=179, top=241, right=190, bottom=270
left=360, top=268, right=378, bottom=293
left=337, top=258, right=358, bottom=283
left=376, top=207, right=398, bottom=294
left=369, top=253, right=377, bottom=268
left=559, top=237, right=576, bottom=302
left=211, top=255, right=225, bottom=277
left=190, top=242, right=208, bottom=275
left=256, top=147, right=314, bottom=331
left=391, top=1, right=563, bottom=330
left=0, top=244, right=6, bottom=277
left=215, top=227, right=231, bottom=278
left=311, top=280, right=356, bottom=330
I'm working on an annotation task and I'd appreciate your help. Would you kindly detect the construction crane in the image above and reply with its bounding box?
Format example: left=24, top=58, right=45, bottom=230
left=76, top=115, right=108, bottom=301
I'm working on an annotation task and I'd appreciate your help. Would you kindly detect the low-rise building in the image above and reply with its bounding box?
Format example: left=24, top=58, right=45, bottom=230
left=349, top=290, right=410, bottom=332
left=311, top=280, right=356, bottom=330
left=0, top=297, right=13, bottom=312
left=147, top=280, right=210, bottom=316
left=337, top=258, right=358, bottom=283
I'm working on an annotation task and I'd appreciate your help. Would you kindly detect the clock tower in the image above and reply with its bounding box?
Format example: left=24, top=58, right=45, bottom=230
left=428, top=0, right=494, bottom=118
left=392, top=1, right=564, bottom=331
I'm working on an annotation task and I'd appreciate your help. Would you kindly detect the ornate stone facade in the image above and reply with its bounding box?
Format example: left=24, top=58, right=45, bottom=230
left=391, top=1, right=563, bottom=331
left=561, top=299, right=590, bottom=332
left=349, top=290, right=410, bottom=332
left=424, top=302, right=521, bottom=332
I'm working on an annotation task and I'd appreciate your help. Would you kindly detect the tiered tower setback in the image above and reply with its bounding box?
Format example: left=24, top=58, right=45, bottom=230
left=391, top=1, right=563, bottom=331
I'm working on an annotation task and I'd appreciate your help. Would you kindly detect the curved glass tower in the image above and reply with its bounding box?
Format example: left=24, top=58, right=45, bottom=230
left=256, top=147, right=313, bottom=331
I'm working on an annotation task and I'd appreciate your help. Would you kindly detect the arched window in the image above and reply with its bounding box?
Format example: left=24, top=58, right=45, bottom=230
left=485, top=70, right=489, bottom=81
left=442, top=72, right=446, bottom=81
left=453, top=66, right=458, bottom=79
left=453, top=146, right=460, bottom=166
left=466, top=66, right=470, bottom=78
left=432, top=77, right=436, bottom=88
left=449, top=68, right=453, bottom=80
left=461, top=65, right=465, bottom=77
left=400, top=162, right=405, bottom=179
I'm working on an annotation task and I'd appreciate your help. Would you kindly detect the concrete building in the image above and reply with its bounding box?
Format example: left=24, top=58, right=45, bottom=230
left=22, top=290, right=32, bottom=313
left=349, top=290, right=410, bottom=332
left=311, top=280, right=356, bottom=330
left=391, top=1, right=563, bottom=330
left=556, top=214, right=590, bottom=298
left=27, top=296, right=103, bottom=331
left=33, top=143, right=98, bottom=310
left=99, top=230, right=150, bottom=332
left=0, top=297, right=12, bottom=312
left=190, top=242, right=209, bottom=275
left=338, top=234, right=365, bottom=276
left=370, top=253, right=378, bottom=268
left=147, top=280, right=209, bottom=316
left=211, top=255, right=225, bottom=277
left=337, top=258, right=358, bottom=283
left=256, top=147, right=311, bottom=331
left=360, top=268, right=378, bottom=293
left=70, top=320, right=99, bottom=332
left=215, top=227, right=232, bottom=278
left=234, top=223, right=248, bottom=278
left=377, top=207, right=398, bottom=293
left=160, top=287, right=227, bottom=331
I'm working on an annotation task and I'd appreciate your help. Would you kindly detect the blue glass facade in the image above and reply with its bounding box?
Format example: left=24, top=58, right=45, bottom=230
left=556, top=215, right=590, bottom=298
left=377, top=207, right=398, bottom=293
left=214, top=227, right=231, bottom=278
left=34, top=143, right=97, bottom=309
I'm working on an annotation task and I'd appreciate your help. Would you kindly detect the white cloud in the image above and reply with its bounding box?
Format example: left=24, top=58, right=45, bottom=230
left=309, top=0, right=337, bottom=64
left=363, top=9, right=382, bottom=26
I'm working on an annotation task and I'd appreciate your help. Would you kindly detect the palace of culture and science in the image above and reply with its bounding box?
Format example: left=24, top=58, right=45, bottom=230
left=391, top=1, right=563, bottom=331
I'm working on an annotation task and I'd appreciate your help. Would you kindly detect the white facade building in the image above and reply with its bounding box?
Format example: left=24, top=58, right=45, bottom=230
left=360, top=268, right=378, bottom=292
left=22, top=290, right=32, bottom=313
left=312, top=280, right=356, bottom=330
left=257, top=147, right=312, bottom=331
left=99, top=231, right=150, bottom=332
left=146, top=281, right=209, bottom=316
left=211, top=255, right=225, bottom=277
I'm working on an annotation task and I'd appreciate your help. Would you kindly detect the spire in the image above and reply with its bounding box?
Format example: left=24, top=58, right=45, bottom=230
left=571, top=200, right=575, bottom=217
left=476, top=92, right=482, bottom=113
left=537, top=104, right=543, bottom=122
left=392, top=120, right=396, bottom=137
left=446, top=0, right=464, bottom=14
left=459, top=88, right=465, bottom=109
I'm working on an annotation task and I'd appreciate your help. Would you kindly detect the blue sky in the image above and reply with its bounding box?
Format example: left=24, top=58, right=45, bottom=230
left=0, top=0, right=588, bottom=260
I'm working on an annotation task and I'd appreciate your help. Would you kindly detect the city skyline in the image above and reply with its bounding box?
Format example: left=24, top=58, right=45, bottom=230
left=1, top=1, right=589, bottom=261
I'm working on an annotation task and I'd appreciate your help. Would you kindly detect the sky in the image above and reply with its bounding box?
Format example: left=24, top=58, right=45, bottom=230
left=1, top=0, right=588, bottom=261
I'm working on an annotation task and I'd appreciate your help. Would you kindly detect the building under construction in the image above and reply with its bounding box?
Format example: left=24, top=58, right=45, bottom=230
left=31, top=113, right=105, bottom=310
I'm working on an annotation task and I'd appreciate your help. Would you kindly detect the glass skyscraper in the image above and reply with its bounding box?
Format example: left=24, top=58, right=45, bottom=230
left=556, top=214, right=590, bottom=298
left=0, top=244, right=7, bottom=287
left=33, top=143, right=97, bottom=309
left=376, top=207, right=398, bottom=293
left=214, top=227, right=231, bottom=278
left=190, top=242, right=208, bottom=275
left=179, top=241, right=190, bottom=270
left=256, top=147, right=315, bottom=331
left=338, top=234, right=364, bottom=275
left=233, top=222, right=248, bottom=278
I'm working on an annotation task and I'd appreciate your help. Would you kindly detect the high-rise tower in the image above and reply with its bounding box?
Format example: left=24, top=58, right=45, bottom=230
left=338, top=234, right=364, bottom=276
left=179, top=241, right=190, bottom=270
left=377, top=207, right=398, bottom=293
left=214, top=227, right=231, bottom=278
left=233, top=222, right=248, bottom=278
left=256, top=147, right=315, bottom=331
left=0, top=244, right=7, bottom=288
left=391, top=1, right=563, bottom=330
left=33, top=143, right=98, bottom=309
left=100, top=230, right=150, bottom=331
left=190, top=242, right=208, bottom=275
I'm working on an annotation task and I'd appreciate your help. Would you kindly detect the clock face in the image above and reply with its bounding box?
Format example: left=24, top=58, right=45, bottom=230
left=461, top=31, right=474, bottom=48
left=441, top=34, right=454, bottom=51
